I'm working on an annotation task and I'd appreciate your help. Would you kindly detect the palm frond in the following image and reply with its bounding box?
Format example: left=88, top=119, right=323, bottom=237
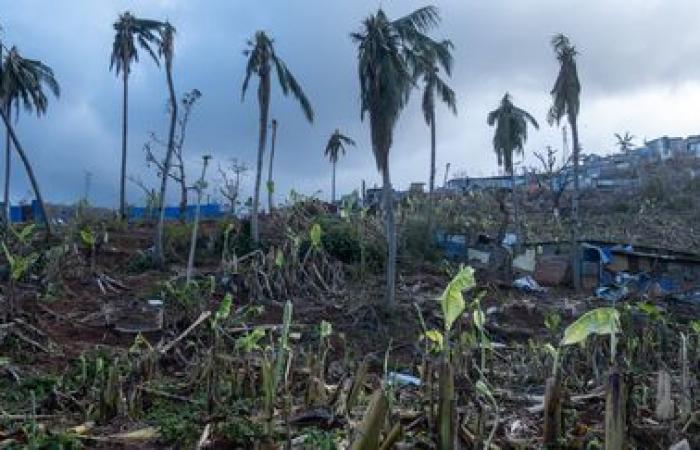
left=392, top=6, right=440, bottom=34
left=273, top=54, right=313, bottom=122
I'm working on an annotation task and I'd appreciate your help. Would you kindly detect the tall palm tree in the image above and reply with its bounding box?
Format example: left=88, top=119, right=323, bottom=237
left=547, top=33, right=582, bottom=290
left=324, top=129, right=356, bottom=203
left=614, top=131, right=635, bottom=153
left=0, top=46, right=60, bottom=233
left=242, top=31, right=314, bottom=244
left=487, top=93, right=539, bottom=243
left=419, top=42, right=456, bottom=195
left=154, top=21, right=176, bottom=269
left=110, top=11, right=162, bottom=220
left=352, top=6, right=448, bottom=306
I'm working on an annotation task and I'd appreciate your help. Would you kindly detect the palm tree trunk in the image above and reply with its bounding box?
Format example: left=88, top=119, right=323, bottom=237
left=119, top=67, right=129, bottom=220
left=570, top=118, right=582, bottom=290
left=382, top=168, right=396, bottom=306
left=267, top=119, right=277, bottom=212
left=0, top=106, right=52, bottom=234
left=3, top=101, right=11, bottom=230
left=251, top=72, right=270, bottom=244
left=331, top=160, right=337, bottom=204
left=154, top=62, right=179, bottom=269
left=511, top=166, right=518, bottom=239
left=428, top=114, right=437, bottom=236
left=429, top=114, right=436, bottom=194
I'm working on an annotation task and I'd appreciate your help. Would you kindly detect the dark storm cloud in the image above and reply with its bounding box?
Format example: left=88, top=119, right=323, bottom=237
left=2, top=0, right=700, bottom=207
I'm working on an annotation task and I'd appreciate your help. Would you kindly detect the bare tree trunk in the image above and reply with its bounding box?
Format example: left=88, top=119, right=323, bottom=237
left=179, top=173, right=187, bottom=221
left=187, top=157, right=210, bottom=283
left=570, top=118, right=581, bottom=290
left=119, top=66, right=129, bottom=220
left=0, top=106, right=52, bottom=234
left=154, top=61, right=179, bottom=269
left=267, top=119, right=277, bottom=212
left=331, top=160, right=336, bottom=204
left=3, top=101, right=10, bottom=230
left=382, top=168, right=396, bottom=306
left=251, top=71, right=270, bottom=244
left=429, top=112, right=436, bottom=194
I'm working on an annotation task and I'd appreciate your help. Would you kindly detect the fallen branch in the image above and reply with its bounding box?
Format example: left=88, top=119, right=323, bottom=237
left=157, top=310, right=212, bottom=354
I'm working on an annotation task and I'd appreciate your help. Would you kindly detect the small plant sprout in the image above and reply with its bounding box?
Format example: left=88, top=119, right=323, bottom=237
left=310, top=223, right=322, bottom=250
left=423, top=265, right=475, bottom=360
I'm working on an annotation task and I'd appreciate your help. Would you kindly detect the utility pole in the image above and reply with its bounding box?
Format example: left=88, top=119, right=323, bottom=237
left=443, top=162, right=451, bottom=188
left=84, top=170, right=93, bottom=202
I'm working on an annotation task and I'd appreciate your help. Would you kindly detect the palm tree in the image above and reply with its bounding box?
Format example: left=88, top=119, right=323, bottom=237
left=0, top=45, right=60, bottom=233
left=352, top=6, right=448, bottom=306
left=154, top=22, right=176, bottom=269
left=324, top=129, right=356, bottom=203
left=487, top=93, right=539, bottom=242
left=242, top=31, right=314, bottom=244
left=419, top=42, right=456, bottom=195
left=614, top=131, right=635, bottom=153
left=547, top=33, right=582, bottom=290
left=266, top=118, right=277, bottom=212
left=110, top=11, right=162, bottom=220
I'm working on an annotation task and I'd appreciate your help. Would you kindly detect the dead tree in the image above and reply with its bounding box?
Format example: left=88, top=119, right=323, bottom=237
left=219, top=159, right=248, bottom=216
left=128, top=175, right=160, bottom=223
left=532, top=146, right=573, bottom=218
left=144, top=88, right=202, bottom=221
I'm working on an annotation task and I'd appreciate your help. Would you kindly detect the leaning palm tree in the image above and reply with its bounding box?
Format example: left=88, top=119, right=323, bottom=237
left=419, top=41, right=456, bottom=195
left=614, top=132, right=635, bottom=153
left=153, top=21, right=176, bottom=269
left=242, top=31, right=314, bottom=244
left=352, top=6, right=448, bottom=306
left=110, top=11, right=162, bottom=219
left=324, top=129, right=356, bottom=203
left=487, top=93, right=539, bottom=243
left=548, top=33, right=582, bottom=290
left=0, top=46, right=60, bottom=233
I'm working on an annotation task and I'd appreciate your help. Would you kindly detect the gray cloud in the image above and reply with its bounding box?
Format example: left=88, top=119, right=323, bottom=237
left=2, top=0, right=700, bottom=208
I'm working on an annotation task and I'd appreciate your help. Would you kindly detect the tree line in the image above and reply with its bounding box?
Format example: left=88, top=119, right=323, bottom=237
left=0, top=4, right=585, bottom=302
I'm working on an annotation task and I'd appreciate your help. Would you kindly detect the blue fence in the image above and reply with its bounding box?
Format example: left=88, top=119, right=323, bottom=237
left=4, top=201, right=225, bottom=224
left=5, top=200, right=42, bottom=224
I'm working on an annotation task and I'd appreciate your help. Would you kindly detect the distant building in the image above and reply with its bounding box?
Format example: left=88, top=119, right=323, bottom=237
left=446, top=175, right=526, bottom=192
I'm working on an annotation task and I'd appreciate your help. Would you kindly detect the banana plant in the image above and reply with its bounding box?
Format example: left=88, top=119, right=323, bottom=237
left=2, top=242, right=38, bottom=315
left=205, top=293, right=232, bottom=413
left=262, top=300, right=293, bottom=434
left=80, top=228, right=97, bottom=273
left=421, top=265, right=476, bottom=450
left=543, top=307, right=622, bottom=449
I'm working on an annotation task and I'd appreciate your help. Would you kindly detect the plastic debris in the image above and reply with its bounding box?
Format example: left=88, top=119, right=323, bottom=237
left=513, top=276, right=546, bottom=292
left=386, top=372, right=421, bottom=387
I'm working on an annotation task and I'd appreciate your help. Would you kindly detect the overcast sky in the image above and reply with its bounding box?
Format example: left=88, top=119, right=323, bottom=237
left=2, top=0, right=700, bottom=208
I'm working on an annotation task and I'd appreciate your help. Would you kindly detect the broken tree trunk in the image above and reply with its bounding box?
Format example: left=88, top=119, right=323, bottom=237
left=605, top=370, right=627, bottom=450
left=543, top=376, right=562, bottom=449
left=437, top=361, right=456, bottom=450
left=351, top=388, right=389, bottom=450
left=654, top=369, right=674, bottom=421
